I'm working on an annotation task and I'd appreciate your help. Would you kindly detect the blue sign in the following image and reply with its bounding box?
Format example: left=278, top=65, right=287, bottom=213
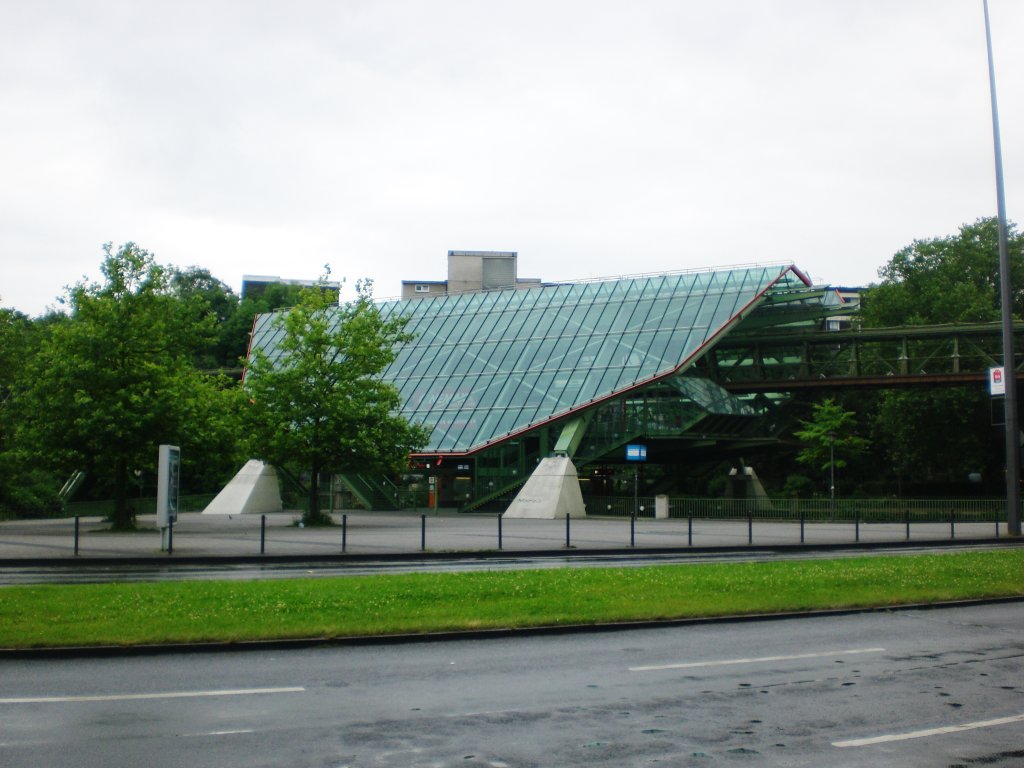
left=626, top=444, right=647, bottom=462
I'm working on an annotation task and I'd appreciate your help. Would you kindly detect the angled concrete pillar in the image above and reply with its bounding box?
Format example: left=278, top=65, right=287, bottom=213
left=504, top=456, right=586, bottom=519
left=552, top=413, right=593, bottom=458
left=203, top=460, right=283, bottom=515
left=726, top=464, right=773, bottom=511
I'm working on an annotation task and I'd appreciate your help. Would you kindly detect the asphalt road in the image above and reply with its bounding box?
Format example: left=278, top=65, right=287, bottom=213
left=2, top=602, right=1023, bottom=767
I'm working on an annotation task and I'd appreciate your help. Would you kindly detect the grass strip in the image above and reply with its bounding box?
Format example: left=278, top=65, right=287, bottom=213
left=2, top=550, right=1023, bottom=649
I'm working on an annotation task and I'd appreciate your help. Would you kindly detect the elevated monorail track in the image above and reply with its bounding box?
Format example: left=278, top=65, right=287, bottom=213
left=703, top=320, right=1024, bottom=393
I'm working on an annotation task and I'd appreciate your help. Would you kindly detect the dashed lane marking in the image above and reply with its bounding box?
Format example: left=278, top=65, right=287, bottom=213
left=629, top=647, right=886, bottom=672
left=834, top=713, right=1024, bottom=748
left=0, top=686, right=305, bottom=704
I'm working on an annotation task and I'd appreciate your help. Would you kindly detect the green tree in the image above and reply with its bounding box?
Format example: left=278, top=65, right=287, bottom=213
left=0, top=306, right=62, bottom=516
left=0, top=306, right=33, bottom=403
left=220, top=283, right=308, bottom=369
left=175, top=370, right=250, bottom=494
left=871, top=388, right=995, bottom=488
left=9, top=243, right=243, bottom=527
left=862, top=217, right=1024, bottom=327
left=168, top=269, right=316, bottom=371
left=168, top=266, right=238, bottom=369
left=793, top=399, right=869, bottom=497
left=861, top=218, right=1022, bottom=490
left=244, top=272, right=428, bottom=525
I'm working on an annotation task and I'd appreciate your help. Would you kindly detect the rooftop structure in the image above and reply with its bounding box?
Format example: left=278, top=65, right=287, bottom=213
left=401, top=250, right=541, bottom=299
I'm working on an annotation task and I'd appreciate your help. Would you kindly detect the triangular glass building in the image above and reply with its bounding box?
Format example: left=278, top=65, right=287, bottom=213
left=249, top=263, right=845, bottom=511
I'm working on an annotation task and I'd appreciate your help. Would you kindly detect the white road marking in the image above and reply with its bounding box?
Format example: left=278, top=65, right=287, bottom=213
left=185, top=729, right=256, bottom=737
left=0, top=686, right=305, bottom=705
left=629, top=647, right=886, bottom=672
left=457, top=708, right=522, bottom=718
left=833, top=713, right=1024, bottom=748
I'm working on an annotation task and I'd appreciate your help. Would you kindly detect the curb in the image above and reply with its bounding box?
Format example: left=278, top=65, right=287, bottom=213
left=1, top=536, right=1020, bottom=569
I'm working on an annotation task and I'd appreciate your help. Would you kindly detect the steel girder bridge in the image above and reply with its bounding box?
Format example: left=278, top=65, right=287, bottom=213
left=697, top=321, right=1024, bottom=394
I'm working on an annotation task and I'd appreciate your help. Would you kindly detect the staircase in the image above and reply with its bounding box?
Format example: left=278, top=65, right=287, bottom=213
left=338, top=474, right=401, bottom=511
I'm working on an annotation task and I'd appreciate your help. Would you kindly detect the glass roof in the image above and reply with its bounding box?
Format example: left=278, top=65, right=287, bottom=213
left=249, top=265, right=809, bottom=454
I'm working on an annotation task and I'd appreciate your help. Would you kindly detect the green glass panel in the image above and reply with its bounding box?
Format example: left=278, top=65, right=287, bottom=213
left=579, top=369, right=615, bottom=403
left=634, top=329, right=671, bottom=373
left=250, top=265, right=807, bottom=453
left=530, top=369, right=558, bottom=401
left=593, top=364, right=628, bottom=397
left=497, top=340, right=528, bottom=373
left=547, top=340, right=603, bottom=406
left=667, top=327, right=697, bottom=368
left=493, top=407, right=526, bottom=439
left=407, top=376, right=448, bottom=415
left=484, top=340, right=515, bottom=371
left=610, top=365, right=643, bottom=392
left=574, top=335, right=608, bottom=370
left=390, top=344, right=433, bottom=381
left=499, top=310, right=536, bottom=343
left=444, top=304, right=483, bottom=348
left=525, top=337, right=560, bottom=371
left=466, top=409, right=506, bottom=450
left=443, top=388, right=487, bottom=449
left=693, top=283, right=726, bottom=330
left=403, top=377, right=440, bottom=411
left=574, top=294, right=609, bottom=333
left=582, top=298, right=619, bottom=335
left=589, top=333, right=621, bottom=371
left=625, top=296, right=656, bottom=331
left=558, top=369, right=595, bottom=408
left=503, top=372, right=537, bottom=408
left=467, top=356, right=502, bottom=379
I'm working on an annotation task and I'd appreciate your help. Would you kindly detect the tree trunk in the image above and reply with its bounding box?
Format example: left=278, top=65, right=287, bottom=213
left=305, top=462, right=328, bottom=525
left=110, top=456, right=135, bottom=529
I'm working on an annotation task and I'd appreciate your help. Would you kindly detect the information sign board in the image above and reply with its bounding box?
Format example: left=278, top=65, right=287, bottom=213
left=990, top=366, right=1006, bottom=396
left=156, top=444, right=180, bottom=528
left=625, top=444, right=647, bottom=462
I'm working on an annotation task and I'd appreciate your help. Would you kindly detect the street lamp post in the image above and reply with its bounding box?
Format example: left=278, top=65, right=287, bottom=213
left=829, top=430, right=836, bottom=516
left=983, top=0, right=1021, bottom=535
left=133, top=468, right=143, bottom=511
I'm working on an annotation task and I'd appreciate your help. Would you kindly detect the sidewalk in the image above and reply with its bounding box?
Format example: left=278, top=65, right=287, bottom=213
left=0, top=510, right=1011, bottom=562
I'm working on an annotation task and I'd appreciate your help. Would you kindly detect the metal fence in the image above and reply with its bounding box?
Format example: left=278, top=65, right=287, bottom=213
left=42, top=495, right=1015, bottom=528
left=584, top=496, right=1008, bottom=525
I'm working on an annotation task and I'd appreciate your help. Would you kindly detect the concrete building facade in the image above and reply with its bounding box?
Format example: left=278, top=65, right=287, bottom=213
left=401, top=250, right=541, bottom=299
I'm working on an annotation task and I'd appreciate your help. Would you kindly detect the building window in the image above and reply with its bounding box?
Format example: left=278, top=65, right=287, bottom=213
left=415, top=284, right=431, bottom=293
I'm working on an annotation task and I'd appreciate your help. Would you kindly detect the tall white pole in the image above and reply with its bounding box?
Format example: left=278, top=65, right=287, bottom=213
left=983, top=0, right=1021, bottom=535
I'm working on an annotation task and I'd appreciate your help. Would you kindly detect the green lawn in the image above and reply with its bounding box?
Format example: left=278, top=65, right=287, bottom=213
left=2, top=550, right=1023, bottom=649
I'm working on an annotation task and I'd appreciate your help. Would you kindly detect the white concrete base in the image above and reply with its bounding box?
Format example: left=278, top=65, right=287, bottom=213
left=203, top=460, right=283, bottom=515
left=727, top=465, right=773, bottom=510
left=655, top=494, right=669, bottom=519
left=503, top=456, right=586, bottom=519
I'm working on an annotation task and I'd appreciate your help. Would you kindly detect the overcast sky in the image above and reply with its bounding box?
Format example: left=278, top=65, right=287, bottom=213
left=3, top=0, right=1023, bottom=316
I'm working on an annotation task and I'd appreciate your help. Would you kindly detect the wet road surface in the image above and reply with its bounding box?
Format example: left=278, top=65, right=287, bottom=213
left=2, top=602, right=1023, bottom=767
